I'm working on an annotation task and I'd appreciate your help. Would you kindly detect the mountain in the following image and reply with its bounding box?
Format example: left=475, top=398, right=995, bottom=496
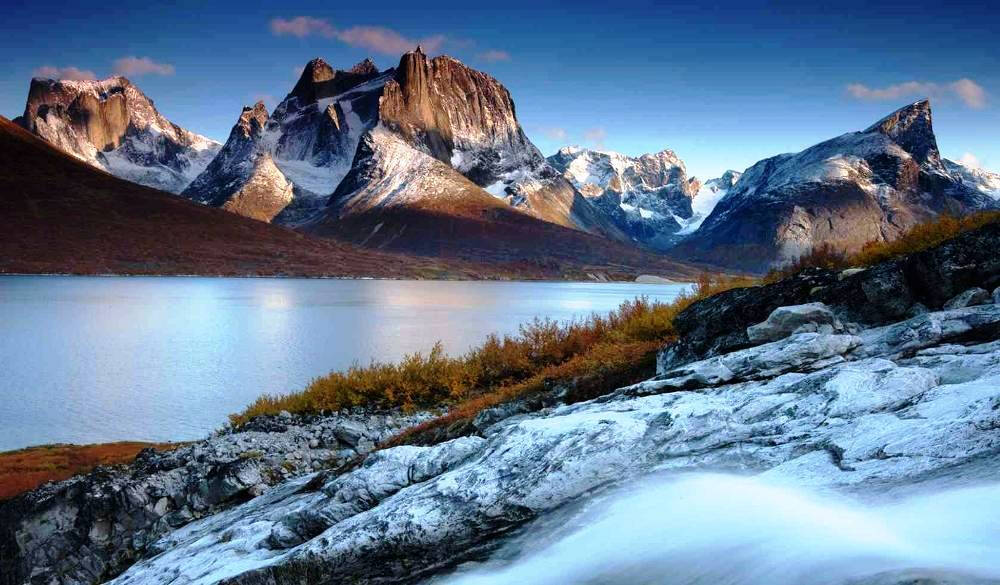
left=680, top=169, right=742, bottom=235
left=674, top=100, right=999, bottom=271
left=547, top=146, right=710, bottom=249
left=14, top=76, right=220, bottom=193
left=944, top=158, right=1000, bottom=200
left=0, top=115, right=451, bottom=278
left=0, top=115, right=695, bottom=280
left=303, top=126, right=683, bottom=272
left=183, top=50, right=621, bottom=240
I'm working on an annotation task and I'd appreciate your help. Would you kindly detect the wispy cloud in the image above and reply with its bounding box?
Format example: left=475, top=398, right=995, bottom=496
left=113, top=56, right=175, bottom=77
left=583, top=127, right=607, bottom=148
left=846, top=78, right=987, bottom=109
left=337, top=26, right=444, bottom=55
left=32, top=66, right=97, bottom=81
left=270, top=17, right=444, bottom=55
left=477, top=50, right=511, bottom=63
left=270, top=16, right=336, bottom=38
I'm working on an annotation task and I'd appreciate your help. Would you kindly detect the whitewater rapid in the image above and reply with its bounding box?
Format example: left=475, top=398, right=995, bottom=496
left=438, top=473, right=1000, bottom=585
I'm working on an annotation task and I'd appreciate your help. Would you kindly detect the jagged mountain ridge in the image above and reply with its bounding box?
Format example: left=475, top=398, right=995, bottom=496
left=183, top=50, right=621, bottom=240
left=14, top=76, right=220, bottom=193
left=674, top=100, right=1000, bottom=271
left=548, top=146, right=698, bottom=248
left=547, top=146, right=744, bottom=248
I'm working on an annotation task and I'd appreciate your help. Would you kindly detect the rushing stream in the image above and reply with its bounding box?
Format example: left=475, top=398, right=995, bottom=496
left=438, top=474, right=1000, bottom=585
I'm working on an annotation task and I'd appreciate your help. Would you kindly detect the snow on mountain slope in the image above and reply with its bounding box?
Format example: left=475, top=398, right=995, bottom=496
left=15, top=76, right=219, bottom=193
left=944, top=158, right=1000, bottom=200
left=678, top=169, right=742, bottom=235
left=547, top=146, right=702, bottom=249
left=186, top=49, right=621, bottom=241
left=675, top=100, right=999, bottom=271
left=183, top=59, right=387, bottom=223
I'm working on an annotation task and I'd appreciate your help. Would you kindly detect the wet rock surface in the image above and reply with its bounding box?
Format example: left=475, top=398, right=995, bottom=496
left=0, top=410, right=430, bottom=585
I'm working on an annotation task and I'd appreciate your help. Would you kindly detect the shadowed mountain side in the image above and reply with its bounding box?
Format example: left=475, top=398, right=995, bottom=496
left=0, top=116, right=695, bottom=280
left=0, top=116, right=452, bottom=278
left=307, top=205, right=697, bottom=276
left=307, top=128, right=701, bottom=279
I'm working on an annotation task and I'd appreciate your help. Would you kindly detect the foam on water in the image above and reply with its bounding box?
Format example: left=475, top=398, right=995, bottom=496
left=439, top=474, right=1000, bottom=585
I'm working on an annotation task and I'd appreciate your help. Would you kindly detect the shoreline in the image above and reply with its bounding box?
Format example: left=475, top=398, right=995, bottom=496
left=0, top=272, right=695, bottom=284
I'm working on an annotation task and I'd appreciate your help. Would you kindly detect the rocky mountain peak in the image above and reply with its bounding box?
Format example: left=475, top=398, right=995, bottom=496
left=348, top=58, right=379, bottom=75
left=863, top=99, right=939, bottom=163
left=288, top=57, right=380, bottom=105
left=234, top=101, right=270, bottom=140
left=15, top=74, right=219, bottom=194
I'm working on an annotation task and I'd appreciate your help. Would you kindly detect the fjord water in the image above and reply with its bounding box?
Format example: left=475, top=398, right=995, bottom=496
left=440, top=474, right=1000, bottom=585
left=0, top=276, right=690, bottom=451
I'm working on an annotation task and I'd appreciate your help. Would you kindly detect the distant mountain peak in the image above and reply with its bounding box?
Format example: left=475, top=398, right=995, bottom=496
left=16, top=74, right=219, bottom=194
left=863, top=98, right=938, bottom=163
left=349, top=58, right=379, bottom=75
left=288, top=57, right=382, bottom=104
left=234, top=102, right=269, bottom=139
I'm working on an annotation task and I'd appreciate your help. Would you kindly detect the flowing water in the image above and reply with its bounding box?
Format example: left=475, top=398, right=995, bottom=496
left=439, top=474, right=1000, bottom=585
left=0, top=276, right=691, bottom=451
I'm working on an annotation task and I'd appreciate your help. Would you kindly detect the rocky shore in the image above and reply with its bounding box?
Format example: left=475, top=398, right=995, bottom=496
left=3, top=224, right=999, bottom=585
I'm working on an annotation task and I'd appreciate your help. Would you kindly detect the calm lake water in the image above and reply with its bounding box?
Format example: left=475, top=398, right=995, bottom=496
left=0, top=277, right=691, bottom=451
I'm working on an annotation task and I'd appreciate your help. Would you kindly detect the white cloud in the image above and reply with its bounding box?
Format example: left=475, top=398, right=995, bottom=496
left=950, top=78, right=987, bottom=109
left=846, top=78, right=987, bottom=109
left=477, top=50, right=511, bottom=63
left=270, top=17, right=444, bottom=55
left=269, top=16, right=336, bottom=38
left=32, top=66, right=96, bottom=81
left=336, top=26, right=444, bottom=55
left=113, top=56, right=175, bottom=77
left=957, top=152, right=981, bottom=169
left=583, top=127, right=607, bottom=148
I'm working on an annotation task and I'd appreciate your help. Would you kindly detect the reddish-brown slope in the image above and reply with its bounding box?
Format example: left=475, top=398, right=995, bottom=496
left=0, top=116, right=460, bottom=277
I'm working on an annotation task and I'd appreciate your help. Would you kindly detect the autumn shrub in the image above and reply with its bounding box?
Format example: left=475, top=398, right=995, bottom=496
left=849, top=211, right=1000, bottom=267
left=763, top=242, right=851, bottom=284
left=229, top=274, right=759, bottom=429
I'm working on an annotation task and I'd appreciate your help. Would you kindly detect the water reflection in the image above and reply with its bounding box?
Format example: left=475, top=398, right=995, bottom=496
left=0, top=277, right=691, bottom=450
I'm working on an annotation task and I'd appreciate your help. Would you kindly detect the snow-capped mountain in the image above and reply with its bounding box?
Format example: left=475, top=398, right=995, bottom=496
left=944, top=158, right=1000, bottom=200
left=183, top=58, right=386, bottom=223
left=547, top=146, right=704, bottom=248
left=675, top=100, right=999, bottom=271
left=14, top=76, right=219, bottom=193
left=184, top=49, right=620, bottom=238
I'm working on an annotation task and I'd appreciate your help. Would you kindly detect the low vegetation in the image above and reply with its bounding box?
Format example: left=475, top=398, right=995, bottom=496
left=230, top=273, right=756, bottom=431
left=765, top=211, right=1000, bottom=282
left=0, top=442, right=182, bottom=500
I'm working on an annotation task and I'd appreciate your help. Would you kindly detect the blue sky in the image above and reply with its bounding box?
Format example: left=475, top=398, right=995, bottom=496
left=2, top=0, right=998, bottom=179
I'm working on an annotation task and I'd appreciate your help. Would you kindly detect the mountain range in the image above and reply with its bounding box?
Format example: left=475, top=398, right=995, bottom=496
left=8, top=49, right=1000, bottom=274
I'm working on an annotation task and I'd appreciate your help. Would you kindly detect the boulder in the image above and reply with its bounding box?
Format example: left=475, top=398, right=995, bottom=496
left=746, top=302, right=840, bottom=343
left=661, top=222, right=1000, bottom=371
left=943, top=287, right=991, bottom=309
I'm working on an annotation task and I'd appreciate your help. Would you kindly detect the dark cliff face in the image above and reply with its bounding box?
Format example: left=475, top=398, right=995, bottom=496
left=287, top=58, right=381, bottom=106
left=673, top=100, right=995, bottom=272
left=864, top=99, right=939, bottom=164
